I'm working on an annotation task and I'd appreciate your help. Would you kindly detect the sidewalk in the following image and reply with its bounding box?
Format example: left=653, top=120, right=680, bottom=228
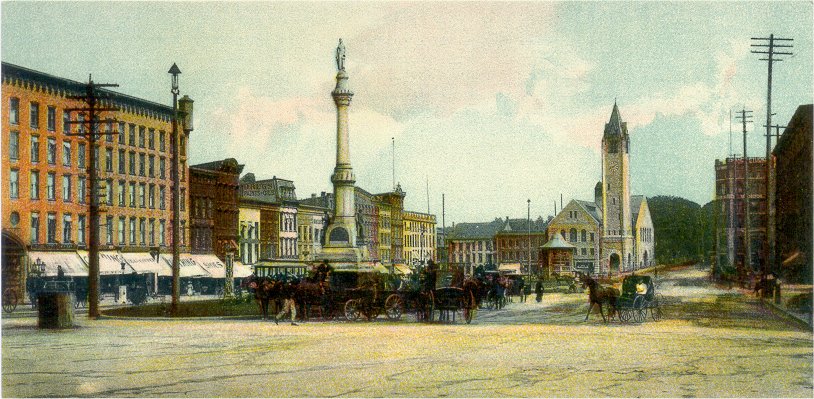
left=760, top=283, right=813, bottom=329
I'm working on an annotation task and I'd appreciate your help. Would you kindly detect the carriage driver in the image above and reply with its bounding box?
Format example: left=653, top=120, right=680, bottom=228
left=423, top=260, right=438, bottom=293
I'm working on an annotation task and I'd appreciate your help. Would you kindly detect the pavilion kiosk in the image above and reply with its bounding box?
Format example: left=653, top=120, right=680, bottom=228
left=540, top=232, right=576, bottom=279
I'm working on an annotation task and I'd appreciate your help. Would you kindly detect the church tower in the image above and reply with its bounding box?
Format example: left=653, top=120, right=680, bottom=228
left=601, top=102, right=634, bottom=274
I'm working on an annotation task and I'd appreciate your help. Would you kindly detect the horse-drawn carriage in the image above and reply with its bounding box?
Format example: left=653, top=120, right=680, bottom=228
left=615, top=275, right=663, bottom=323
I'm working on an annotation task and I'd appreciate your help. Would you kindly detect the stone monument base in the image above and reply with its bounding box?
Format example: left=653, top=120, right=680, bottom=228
left=318, top=245, right=369, bottom=271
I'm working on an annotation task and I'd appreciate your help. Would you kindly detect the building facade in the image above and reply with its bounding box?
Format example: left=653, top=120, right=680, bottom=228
left=446, top=219, right=503, bottom=275
left=714, top=157, right=768, bottom=279
left=402, top=210, right=437, bottom=265
left=239, top=174, right=299, bottom=264
left=494, top=217, right=548, bottom=274
left=547, top=200, right=602, bottom=275
left=601, top=102, right=635, bottom=273
left=1, top=62, right=189, bottom=296
left=189, top=158, right=242, bottom=260
left=773, top=104, right=812, bottom=283
left=238, top=204, right=261, bottom=266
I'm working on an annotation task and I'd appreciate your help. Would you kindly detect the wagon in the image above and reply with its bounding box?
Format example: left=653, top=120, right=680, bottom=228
left=319, top=271, right=404, bottom=322
left=433, top=286, right=477, bottom=324
left=615, top=275, right=663, bottom=323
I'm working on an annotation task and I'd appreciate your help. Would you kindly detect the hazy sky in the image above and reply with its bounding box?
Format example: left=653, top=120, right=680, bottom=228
left=2, top=1, right=812, bottom=225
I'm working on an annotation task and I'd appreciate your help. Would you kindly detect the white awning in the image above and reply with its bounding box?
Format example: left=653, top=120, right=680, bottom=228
left=120, top=252, right=172, bottom=276
left=159, top=254, right=210, bottom=278
left=28, top=251, right=88, bottom=277
left=76, top=250, right=137, bottom=275
left=191, top=254, right=227, bottom=278
left=394, top=264, right=413, bottom=275
left=233, top=261, right=253, bottom=278
left=498, top=263, right=522, bottom=274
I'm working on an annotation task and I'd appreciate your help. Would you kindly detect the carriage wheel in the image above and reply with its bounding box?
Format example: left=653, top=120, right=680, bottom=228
left=2, top=289, right=18, bottom=314
left=344, top=299, right=361, bottom=321
left=651, top=306, right=663, bottom=321
left=619, top=308, right=631, bottom=323
left=633, top=295, right=645, bottom=310
left=632, top=308, right=645, bottom=323
left=384, top=294, right=403, bottom=321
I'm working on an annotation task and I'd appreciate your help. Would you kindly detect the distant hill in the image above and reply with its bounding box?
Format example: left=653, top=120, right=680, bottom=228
left=648, top=195, right=713, bottom=264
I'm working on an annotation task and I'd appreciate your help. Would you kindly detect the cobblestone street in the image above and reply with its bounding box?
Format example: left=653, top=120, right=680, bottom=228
left=2, top=265, right=812, bottom=397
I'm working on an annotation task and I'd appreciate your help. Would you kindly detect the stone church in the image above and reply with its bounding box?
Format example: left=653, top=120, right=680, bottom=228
left=547, top=102, right=655, bottom=276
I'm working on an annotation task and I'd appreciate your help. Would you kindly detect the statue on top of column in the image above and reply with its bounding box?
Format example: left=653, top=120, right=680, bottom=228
left=336, top=39, right=346, bottom=72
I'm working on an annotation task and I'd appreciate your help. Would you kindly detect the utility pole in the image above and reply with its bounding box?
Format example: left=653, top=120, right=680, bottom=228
left=169, top=63, right=182, bottom=317
left=752, top=34, right=792, bottom=279
left=441, top=193, right=446, bottom=266
left=65, top=75, right=119, bottom=319
left=735, top=108, right=753, bottom=285
left=527, top=199, right=531, bottom=278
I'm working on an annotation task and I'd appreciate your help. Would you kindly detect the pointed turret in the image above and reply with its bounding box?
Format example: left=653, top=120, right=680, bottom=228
left=604, top=101, right=628, bottom=137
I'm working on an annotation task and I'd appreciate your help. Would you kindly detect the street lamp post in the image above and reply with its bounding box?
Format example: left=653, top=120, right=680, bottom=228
left=169, top=63, right=181, bottom=317
left=527, top=199, right=531, bottom=277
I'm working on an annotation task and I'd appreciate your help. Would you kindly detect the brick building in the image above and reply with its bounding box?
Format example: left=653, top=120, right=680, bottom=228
left=494, top=217, right=548, bottom=275
left=189, top=158, right=243, bottom=260
left=1, top=62, right=189, bottom=298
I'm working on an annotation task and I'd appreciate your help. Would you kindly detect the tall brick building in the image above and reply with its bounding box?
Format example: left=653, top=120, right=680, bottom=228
left=1, top=62, right=190, bottom=298
left=189, top=158, right=243, bottom=260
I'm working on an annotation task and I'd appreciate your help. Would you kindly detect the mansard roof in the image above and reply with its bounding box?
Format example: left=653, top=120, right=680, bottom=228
left=498, top=217, right=548, bottom=234
left=2, top=62, right=173, bottom=121
left=190, top=158, right=244, bottom=175
left=446, top=220, right=504, bottom=240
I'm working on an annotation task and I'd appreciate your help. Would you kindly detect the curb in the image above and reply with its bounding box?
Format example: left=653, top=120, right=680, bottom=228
left=761, top=298, right=813, bottom=330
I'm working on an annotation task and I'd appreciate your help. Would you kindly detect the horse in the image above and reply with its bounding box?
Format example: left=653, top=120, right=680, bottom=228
left=243, top=275, right=283, bottom=320
left=580, top=274, right=619, bottom=323
left=462, top=277, right=485, bottom=310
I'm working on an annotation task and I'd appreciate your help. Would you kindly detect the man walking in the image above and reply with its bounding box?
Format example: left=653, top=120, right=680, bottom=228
left=275, top=278, right=298, bottom=326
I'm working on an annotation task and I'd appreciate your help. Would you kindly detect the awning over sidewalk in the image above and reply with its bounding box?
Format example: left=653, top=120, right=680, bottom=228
left=77, top=250, right=137, bottom=275
left=120, top=252, right=172, bottom=277
left=159, top=254, right=210, bottom=278
left=192, top=254, right=227, bottom=278
left=394, top=264, right=412, bottom=275
left=233, top=261, right=253, bottom=278
left=28, top=251, right=88, bottom=277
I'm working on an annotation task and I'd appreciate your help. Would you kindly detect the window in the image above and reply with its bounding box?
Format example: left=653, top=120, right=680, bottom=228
left=159, top=131, right=165, bottom=152
left=62, top=141, right=71, bottom=167
left=30, top=136, right=39, bottom=163
left=46, top=172, right=55, bottom=200
left=129, top=152, right=136, bottom=175
left=47, top=106, right=56, bottom=131
left=9, top=131, right=19, bottom=160
left=106, top=179, right=113, bottom=206
left=139, top=126, right=145, bottom=148
left=118, top=217, right=126, bottom=245
left=159, top=157, right=165, bottom=179
left=47, top=138, right=56, bottom=165
left=9, top=98, right=19, bottom=125
left=106, top=121, right=114, bottom=142
left=118, top=181, right=125, bottom=206
left=180, top=160, right=185, bottom=181
left=148, top=184, right=155, bottom=208
left=77, top=114, right=85, bottom=134
left=118, top=150, right=126, bottom=174
left=139, top=153, right=145, bottom=176
left=79, top=215, right=87, bottom=245
left=128, top=124, right=136, bottom=146
left=181, top=220, right=186, bottom=244
left=9, top=169, right=19, bottom=198
left=105, top=148, right=113, bottom=172
left=30, top=213, right=40, bottom=244
left=78, top=143, right=86, bottom=169
left=78, top=177, right=86, bottom=204
left=180, top=135, right=186, bottom=156
left=47, top=213, right=56, bottom=243
left=129, top=218, right=136, bottom=244
left=581, top=247, right=587, bottom=256
left=139, top=218, right=146, bottom=245
left=581, top=230, right=587, bottom=242
left=160, top=220, right=166, bottom=245
left=149, top=219, right=155, bottom=245
left=129, top=182, right=136, bottom=207
left=590, top=233, right=595, bottom=242
left=93, top=146, right=99, bottom=171
left=148, top=128, right=155, bottom=149
left=62, top=175, right=71, bottom=202
left=139, top=183, right=145, bottom=208
left=569, top=228, right=577, bottom=242
left=159, top=186, right=166, bottom=209
left=29, top=102, right=39, bottom=129
left=63, top=111, right=71, bottom=133
left=148, top=155, right=155, bottom=177
left=118, top=122, right=126, bottom=144
left=180, top=188, right=186, bottom=211
left=62, top=214, right=72, bottom=243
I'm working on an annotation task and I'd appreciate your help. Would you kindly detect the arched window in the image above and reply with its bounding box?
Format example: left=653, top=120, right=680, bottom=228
left=560, top=229, right=566, bottom=238
left=569, top=228, right=577, bottom=242
left=581, top=229, right=587, bottom=242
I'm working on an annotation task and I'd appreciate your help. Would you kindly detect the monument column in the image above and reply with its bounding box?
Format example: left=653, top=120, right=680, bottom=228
left=325, top=39, right=358, bottom=249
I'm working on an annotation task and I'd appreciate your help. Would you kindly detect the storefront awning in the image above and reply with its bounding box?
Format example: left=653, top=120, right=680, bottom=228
left=120, top=252, right=172, bottom=276
left=28, top=251, right=88, bottom=277
left=192, top=254, right=227, bottom=278
left=159, top=254, right=210, bottom=278
left=233, top=261, right=253, bottom=278
left=77, top=250, right=137, bottom=275
left=498, top=263, right=522, bottom=274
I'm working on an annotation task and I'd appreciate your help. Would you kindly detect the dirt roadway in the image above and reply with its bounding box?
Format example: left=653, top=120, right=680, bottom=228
left=2, top=265, right=812, bottom=397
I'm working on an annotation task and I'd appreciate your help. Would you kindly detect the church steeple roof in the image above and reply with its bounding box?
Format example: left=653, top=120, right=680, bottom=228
left=604, top=101, right=628, bottom=137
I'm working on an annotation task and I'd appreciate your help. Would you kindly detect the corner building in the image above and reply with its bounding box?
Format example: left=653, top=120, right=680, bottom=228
left=2, top=63, right=190, bottom=298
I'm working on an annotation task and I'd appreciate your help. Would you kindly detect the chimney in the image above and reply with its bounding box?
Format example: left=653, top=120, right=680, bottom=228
left=311, top=193, right=316, bottom=198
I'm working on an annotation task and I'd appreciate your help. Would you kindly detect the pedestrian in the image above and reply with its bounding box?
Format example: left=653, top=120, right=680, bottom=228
left=275, top=278, right=298, bottom=325
left=57, top=265, right=65, bottom=280
left=535, top=279, right=543, bottom=303
left=517, top=277, right=525, bottom=303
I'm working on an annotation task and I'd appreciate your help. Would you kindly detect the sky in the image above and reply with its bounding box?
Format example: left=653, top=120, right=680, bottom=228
left=2, top=1, right=812, bottom=225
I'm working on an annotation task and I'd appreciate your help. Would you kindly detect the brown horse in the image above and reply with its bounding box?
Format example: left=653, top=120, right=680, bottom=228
left=243, top=275, right=283, bottom=320
left=580, top=274, right=619, bottom=323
